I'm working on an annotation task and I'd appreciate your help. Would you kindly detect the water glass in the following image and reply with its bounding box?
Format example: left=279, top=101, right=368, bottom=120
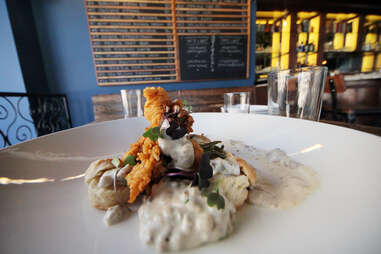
left=223, top=92, right=250, bottom=113
left=120, top=89, right=144, bottom=118
left=267, top=66, right=328, bottom=121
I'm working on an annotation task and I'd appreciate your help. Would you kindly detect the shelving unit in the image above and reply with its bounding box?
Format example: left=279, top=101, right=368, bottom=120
left=255, top=11, right=381, bottom=79
left=361, top=15, right=381, bottom=72
left=295, top=12, right=320, bottom=67
left=255, top=11, right=289, bottom=80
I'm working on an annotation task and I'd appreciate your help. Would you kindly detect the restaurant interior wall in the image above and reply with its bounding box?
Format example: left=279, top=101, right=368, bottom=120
left=0, top=1, right=37, bottom=145
left=30, top=0, right=257, bottom=127
left=0, top=0, right=25, bottom=93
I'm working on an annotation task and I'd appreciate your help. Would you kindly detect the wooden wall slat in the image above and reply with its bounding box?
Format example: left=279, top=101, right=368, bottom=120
left=95, top=57, right=175, bottom=60
left=93, top=51, right=175, bottom=54
left=92, top=38, right=174, bottom=42
left=87, top=5, right=171, bottom=10
left=91, top=32, right=173, bottom=36
left=177, top=20, right=247, bottom=24
left=176, top=26, right=247, bottom=30
left=98, top=74, right=177, bottom=79
left=99, top=79, right=177, bottom=86
left=93, top=45, right=174, bottom=48
left=96, top=68, right=176, bottom=73
left=175, top=1, right=247, bottom=6
left=96, top=62, right=176, bottom=67
left=176, top=14, right=247, bottom=18
left=89, top=18, right=173, bottom=23
left=246, top=0, right=251, bottom=78
left=176, top=7, right=247, bottom=12
left=177, top=32, right=248, bottom=36
left=90, top=25, right=173, bottom=29
left=171, top=0, right=180, bottom=81
left=87, top=12, right=172, bottom=17
left=87, top=0, right=171, bottom=3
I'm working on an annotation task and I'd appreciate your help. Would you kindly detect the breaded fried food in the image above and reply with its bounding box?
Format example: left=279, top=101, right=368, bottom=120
left=144, top=87, right=194, bottom=133
left=168, top=99, right=194, bottom=133
left=122, top=136, right=161, bottom=203
left=143, top=87, right=171, bottom=127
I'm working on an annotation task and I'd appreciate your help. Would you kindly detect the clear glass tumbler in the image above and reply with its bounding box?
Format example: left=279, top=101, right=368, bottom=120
left=267, top=66, right=328, bottom=121
left=224, top=92, right=250, bottom=113
left=120, top=89, right=145, bottom=118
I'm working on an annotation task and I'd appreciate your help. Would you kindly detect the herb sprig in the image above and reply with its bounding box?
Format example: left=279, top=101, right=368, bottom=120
left=112, top=157, right=121, bottom=168
left=112, top=155, right=137, bottom=168
left=143, top=126, right=162, bottom=141
left=183, top=100, right=193, bottom=112
left=200, top=141, right=226, bottom=159
left=205, top=190, right=225, bottom=210
left=124, top=155, right=136, bottom=166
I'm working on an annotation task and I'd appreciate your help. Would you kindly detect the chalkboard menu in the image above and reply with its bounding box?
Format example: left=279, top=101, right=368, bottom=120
left=85, top=0, right=250, bottom=86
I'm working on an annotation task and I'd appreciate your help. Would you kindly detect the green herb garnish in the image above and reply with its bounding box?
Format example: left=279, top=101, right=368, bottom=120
left=112, top=157, right=120, bottom=168
left=191, top=153, right=225, bottom=210
left=183, top=100, right=193, bottom=112
left=200, top=141, right=226, bottom=159
left=184, top=198, right=189, bottom=204
left=143, top=126, right=162, bottom=141
left=124, top=155, right=136, bottom=166
left=206, top=190, right=225, bottom=210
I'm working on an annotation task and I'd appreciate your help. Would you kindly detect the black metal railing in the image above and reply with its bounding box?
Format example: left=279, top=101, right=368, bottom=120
left=0, top=92, right=72, bottom=148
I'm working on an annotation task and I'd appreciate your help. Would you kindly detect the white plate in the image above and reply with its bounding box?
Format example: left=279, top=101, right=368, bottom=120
left=1, top=113, right=381, bottom=254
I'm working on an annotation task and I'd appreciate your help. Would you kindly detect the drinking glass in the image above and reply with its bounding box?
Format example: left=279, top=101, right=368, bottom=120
left=120, top=89, right=145, bottom=118
left=223, top=92, right=250, bottom=113
left=267, top=66, right=328, bottom=121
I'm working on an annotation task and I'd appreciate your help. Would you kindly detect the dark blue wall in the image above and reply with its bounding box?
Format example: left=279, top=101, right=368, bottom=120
left=0, top=0, right=25, bottom=93
left=0, top=1, right=38, bottom=145
left=31, top=0, right=256, bottom=127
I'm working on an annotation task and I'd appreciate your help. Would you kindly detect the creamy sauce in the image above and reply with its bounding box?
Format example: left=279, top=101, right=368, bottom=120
left=97, top=165, right=129, bottom=188
left=223, top=140, right=319, bottom=209
left=103, top=205, right=130, bottom=226
left=158, top=136, right=194, bottom=169
left=138, top=180, right=236, bottom=252
left=210, top=156, right=240, bottom=176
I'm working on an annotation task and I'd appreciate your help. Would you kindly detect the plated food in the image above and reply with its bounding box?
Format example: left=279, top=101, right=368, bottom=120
left=84, top=87, right=319, bottom=252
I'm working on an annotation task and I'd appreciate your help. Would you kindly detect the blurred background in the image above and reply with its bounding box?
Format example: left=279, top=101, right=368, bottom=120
left=1, top=0, right=381, bottom=147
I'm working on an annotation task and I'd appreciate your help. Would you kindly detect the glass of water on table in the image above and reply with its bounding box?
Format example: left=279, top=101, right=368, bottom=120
left=267, top=66, right=328, bottom=121
left=223, top=92, right=250, bottom=113
left=120, top=89, right=145, bottom=118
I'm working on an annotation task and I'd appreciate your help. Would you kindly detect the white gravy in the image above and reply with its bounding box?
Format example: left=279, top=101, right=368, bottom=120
left=103, top=204, right=130, bottom=226
left=138, top=180, right=236, bottom=252
left=223, top=140, right=320, bottom=209
left=158, top=136, right=194, bottom=169
left=210, top=156, right=240, bottom=176
left=97, top=165, right=129, bottom=188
